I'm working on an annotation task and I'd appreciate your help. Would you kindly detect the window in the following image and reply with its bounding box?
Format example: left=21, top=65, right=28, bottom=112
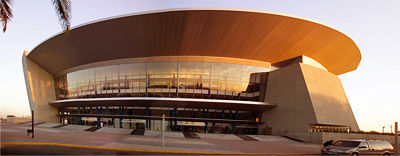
left=56, top=60, right=269, bottom=101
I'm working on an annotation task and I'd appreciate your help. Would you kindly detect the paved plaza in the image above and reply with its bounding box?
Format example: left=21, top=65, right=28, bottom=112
left=1, top=123, right=322, bottom=154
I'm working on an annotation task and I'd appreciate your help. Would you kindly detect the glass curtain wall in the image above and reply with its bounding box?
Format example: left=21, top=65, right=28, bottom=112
left=56, top=61, right=269, bottom=101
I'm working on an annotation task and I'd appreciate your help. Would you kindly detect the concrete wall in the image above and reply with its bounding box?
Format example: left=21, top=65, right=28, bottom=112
left=322, top=132, right=398, bottom=145
left=262, top=62, right=359, bottom=137
left=22, top=52, right=58, bottom=123
left=262, top=63, right=317, bottom=134
left=302, top=63, right=359, bottom=131
left=7, top=117, right=32, bottom=124
left=283, top=131, right=323, bottom=143
left=276, top=131, right=398, bottom=146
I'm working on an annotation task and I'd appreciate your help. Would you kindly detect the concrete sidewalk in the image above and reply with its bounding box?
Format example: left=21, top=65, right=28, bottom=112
left=1, top=123, right=322, bottom=154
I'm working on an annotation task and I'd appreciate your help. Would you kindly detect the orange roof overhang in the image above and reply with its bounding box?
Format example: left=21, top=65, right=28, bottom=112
left=27, top=8, right=361, bottom=75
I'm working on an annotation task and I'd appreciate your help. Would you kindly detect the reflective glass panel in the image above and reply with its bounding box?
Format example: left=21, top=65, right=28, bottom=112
left=57, top=61, right=269, bottom=101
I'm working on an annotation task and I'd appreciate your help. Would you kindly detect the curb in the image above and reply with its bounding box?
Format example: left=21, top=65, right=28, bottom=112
left=1, top=142, right=319, bottom=155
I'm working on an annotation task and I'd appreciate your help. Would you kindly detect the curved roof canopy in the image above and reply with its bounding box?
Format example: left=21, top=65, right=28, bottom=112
left=27, top=8, right=361, bottom=75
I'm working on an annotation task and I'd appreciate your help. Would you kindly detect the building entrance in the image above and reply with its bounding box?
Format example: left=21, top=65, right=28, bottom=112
left=57, top=106, right=263, bottom=134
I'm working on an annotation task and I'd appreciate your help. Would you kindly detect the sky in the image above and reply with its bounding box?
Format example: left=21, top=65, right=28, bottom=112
left=0, top=0, right=399, bottom=132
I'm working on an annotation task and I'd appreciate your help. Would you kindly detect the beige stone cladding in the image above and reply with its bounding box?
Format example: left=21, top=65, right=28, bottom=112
left=301, top=63, right=359, bottom=131
left=262, top=62, right=359, bottom=138
left=262, top=63, right=317, bottom=134
left=22, top=52, right=58, bottom=123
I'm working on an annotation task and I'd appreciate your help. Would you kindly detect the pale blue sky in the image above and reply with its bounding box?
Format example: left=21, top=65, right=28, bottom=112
left=0, top=0, right=399, bottom=132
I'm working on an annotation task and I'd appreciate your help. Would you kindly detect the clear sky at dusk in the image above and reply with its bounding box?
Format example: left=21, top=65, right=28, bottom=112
left=0, top=0, right=399, bottom=132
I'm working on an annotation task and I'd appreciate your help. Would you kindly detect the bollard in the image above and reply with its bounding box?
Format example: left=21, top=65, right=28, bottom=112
left=395, top=122, right=398, bottom=155
left=31, top=110, right=34, bottom=138
left=162, top=114, right=165, bottom=149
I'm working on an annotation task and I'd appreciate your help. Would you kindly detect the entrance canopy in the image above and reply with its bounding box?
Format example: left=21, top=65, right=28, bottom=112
left=50, top=97, right=275, bottom=112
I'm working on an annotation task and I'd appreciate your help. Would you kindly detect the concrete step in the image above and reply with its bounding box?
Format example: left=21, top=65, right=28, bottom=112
left=183, top=132, right=200, bottom=139
left=36, top=123, right=61, bottom=128
left=130, top=129, right=145, bottom=135
left=84, top=127, right=101, bottom=132
left=236, top=134, right=258, bottom=141
left=52, top=124, right=68, bottom=128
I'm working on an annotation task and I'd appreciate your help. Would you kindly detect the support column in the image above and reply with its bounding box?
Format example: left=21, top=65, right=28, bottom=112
left=78, top=106, right=82, bottom=125
left=169, top=110, right=172, bottom=131
left=232, top=110, right=238, bottom=134
left=67, top=107, right=70, bottom=124
left=105, top=106, right=108, bottom=127
left=111, top=107, right=114, bottom=127
left=149, top=109, right=152, bottom=130
left=191, top=110, right=195, bottom=132
left=212, top=110, right=215, bottom=133
left=96, top=106, right=100, bottom=127
left=174, top=108, right=178, bottom=131
left=221, top=109, right=225, bottom=128
left=65, top=107, right=69, bottom=124
left=145, top=106, right=149, bottom=129
left=128, top=107, right=133, bottom=129
left=119, top=106, right=122, bottom=128
left=205, top=109, right=209, bottom=133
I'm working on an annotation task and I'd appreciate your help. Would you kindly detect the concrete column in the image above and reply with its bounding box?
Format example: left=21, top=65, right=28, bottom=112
left=145, top=63, right=148, bottom=97
left=169, top=110, right=172, bottom=131
left=96, top=106, right=100, bottom=127
left=128, top=107, right=132, bottom=129
left=205, top=109, right=209, bottom=133
left=105, top=106, right=109, bottom=127
left=191, top=110, right=195, bottom=132
left=111, top=107, right=114, bottom=127
left=66, top=107, right=70, bottom=124
left=212, top=110, right=215, bottom=133
left=149, top=109, right=151, bottom=129
left=176, top=62, right=180, bottom=98
left=174, top=108, right=178, bottom=131
left=119, top=106, right=122, bottom=128
left=145, top=107, right=149, bottom=129
left=78, top=106, right=82, bottom=125
left=232, top=110, right=238, bottom=134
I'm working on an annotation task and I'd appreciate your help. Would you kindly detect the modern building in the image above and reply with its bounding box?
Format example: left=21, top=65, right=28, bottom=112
left=22, top=8, right=361, bottom=142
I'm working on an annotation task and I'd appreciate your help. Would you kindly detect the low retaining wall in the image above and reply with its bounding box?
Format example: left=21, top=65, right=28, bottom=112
left=278, top=131, right=398, bottom=146
left=322, top=132, right=398, bottom=145
left=7, top=117, right=31, bottom=124
left=281, top=131, right=323, bottom=143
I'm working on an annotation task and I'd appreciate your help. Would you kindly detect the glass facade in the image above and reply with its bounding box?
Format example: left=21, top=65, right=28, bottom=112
left=55, top=61, right=269, bottom=101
